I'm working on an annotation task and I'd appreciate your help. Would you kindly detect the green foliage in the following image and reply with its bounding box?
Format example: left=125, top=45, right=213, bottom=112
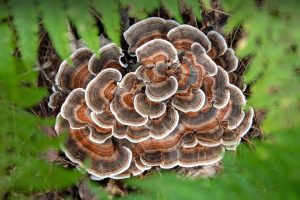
left=39, top=0, right=71, bottom=59
left=66, top=0, right=99, bottom=52
left=0, top=0, right=300, bottom=199
left=222, top=0, right=300, bottom=133
left=0, top=2, right=82, bottom=197
left=184, top=0, right=202, bottom=21
left=161, top=0, right=183, bottom=23
left=120, top=127, right=300, bottom=200
left=9, top=0, right=38, bottom=68
left=120, top=0, right=159, bottom=19
left=92, top=0, right=121, bottom=46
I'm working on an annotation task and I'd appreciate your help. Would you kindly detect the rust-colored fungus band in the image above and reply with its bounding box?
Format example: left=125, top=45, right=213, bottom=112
left=50, top=17, right=253, bottom=179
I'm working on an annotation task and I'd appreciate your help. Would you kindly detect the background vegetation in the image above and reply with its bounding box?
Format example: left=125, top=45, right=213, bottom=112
left=0, top=0, right=299, bottom=199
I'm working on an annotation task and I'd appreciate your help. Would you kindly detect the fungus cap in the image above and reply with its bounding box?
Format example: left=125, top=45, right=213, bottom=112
left=50, top=17, right=253, bottom=179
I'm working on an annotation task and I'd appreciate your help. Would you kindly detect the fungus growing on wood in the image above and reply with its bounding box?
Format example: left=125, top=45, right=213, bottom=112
left=50, top=17, right=253, bottom=179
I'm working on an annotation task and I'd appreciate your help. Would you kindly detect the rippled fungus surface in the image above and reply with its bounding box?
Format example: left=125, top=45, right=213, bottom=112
left=49, top=17, right=254, bottom=179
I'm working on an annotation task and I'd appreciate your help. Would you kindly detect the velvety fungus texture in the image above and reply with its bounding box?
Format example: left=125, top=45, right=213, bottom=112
left=50, top=17, right=254, bottom=179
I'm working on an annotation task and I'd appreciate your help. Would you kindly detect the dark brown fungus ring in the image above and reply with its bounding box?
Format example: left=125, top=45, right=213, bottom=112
left=91, top=106, right=115, bottom=129
left=190, top=43, right=218, bottom=76
left=124, top=17, right=179, bottom=55
left=137, top=123, right=186, bottom=168
left=50, top=17, right=254, bottom=179
left=61, top=88, right=91, bottom=129
left=236, top=107, right=254, bottom=138
left=214, top=48, right=238, bottom=73
left=221, top=84, right=246, bottom=129
left=178, top=145, right=225, bottom=167
left=146, top=107, right=179, bottom=139
left=110, top=160, right=145, bottom=179
left=180, top=104, right=219, bottom=132
left=135, top=64, right=168, bottom=83
left=135, top=65, right=153, bottom=82
left=85, top=68, right=122, bottom=113
left=172, top=89, right=205, bottom=113
left=56, top=114, right=132, bottom=179
left=202, top=66, right=230, bottom=109
left=61, top=88, right=111, bottom=143
left=145, top=76, right=178, bottom=102
left=176, top=55, right=203, bottom=93
left=136, top=39, right=178, bottom=66
left=167, top=24, right=211, bottom=52
left=138, top=124, right=225, bottom=169
left=118, top=72, right=142, bottom=91
left=110, top=87, right=148, bottom=126
left=207, top=31, right=227, bottom=58
left=88, top=43, right=126, bottom=75
left=195, top=126, right=224, bottom=147
left=134, top=93, right=166, bottom=118
left=55, top=48, right=94, bottom=90
left=222, top=107, right=254, bottom=149
left=48, top=90, right=69, bottom=109
left=113, top=122, right=150, bottom=143
left=181, top=134, right=198, bottom=148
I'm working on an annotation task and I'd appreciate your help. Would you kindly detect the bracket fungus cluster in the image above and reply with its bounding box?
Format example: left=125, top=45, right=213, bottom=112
left=50, top=17, right=254, bottom=179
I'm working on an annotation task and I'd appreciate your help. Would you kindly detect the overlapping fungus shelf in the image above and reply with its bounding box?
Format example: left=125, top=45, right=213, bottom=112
left=49, top=17, right=254, bottom=180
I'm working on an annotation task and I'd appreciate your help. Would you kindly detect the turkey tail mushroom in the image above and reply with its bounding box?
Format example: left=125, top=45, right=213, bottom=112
left=55, top=48, right=94, bottom=90
left=136, top=39, right=178, bottom=66
left=214, top=48, right=239, bottom=73
left=223, top=107, right=254, bottom=149
left=61, top=88, right=112, bottom=143
left=145, top=76, right=178, bottom=102
left=172, top=89, right=206, bottom=113
left=56, top=115, right=132, bottom=179
left=50, top=17, right=254, bottom=179
left=88, top=43, right=126, bottom=75
left=124, top=17, right=179, bottom=55
left=134, top=93, right=166, bottom=118
left=207, top=31, right=227, bottom=58
left=167, top=25, right=211, bottom=52
left=85, top=68, right=122, bottom=113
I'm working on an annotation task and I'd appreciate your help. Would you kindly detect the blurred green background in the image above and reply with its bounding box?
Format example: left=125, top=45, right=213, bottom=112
left=0, top=0, right=300, bottom=199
